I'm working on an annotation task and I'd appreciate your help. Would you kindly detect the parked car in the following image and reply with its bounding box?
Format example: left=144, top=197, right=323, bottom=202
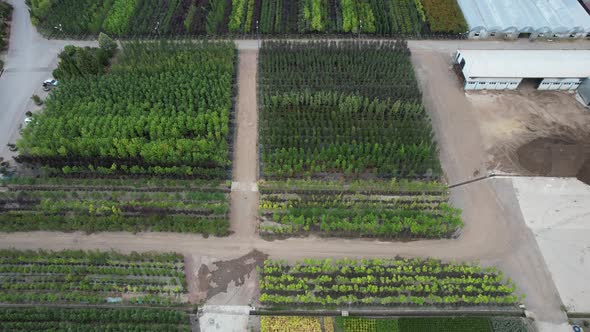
left=24, top=117, right=33, bottom=126
left=42, top=79, right=58, bottom=91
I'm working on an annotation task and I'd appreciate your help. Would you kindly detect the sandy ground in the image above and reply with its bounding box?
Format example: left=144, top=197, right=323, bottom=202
left=465, top=87, right=590, bottom=176
left=513, top=177, right=590, bottom=313
left=229, top=50, right=259, bottom=239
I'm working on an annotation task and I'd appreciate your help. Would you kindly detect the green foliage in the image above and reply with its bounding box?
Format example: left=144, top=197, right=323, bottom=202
left=26, top=0, right=465, bottom=36
left=101, top=0, right=139, bottom=35
left=259, top=41, right=435, bottom=179
left=31, top=94, right=43, bottom=105
left=98, top=32, right=118, bottom=53
left=0, top=179, right=230, bottom=234
left=206, top=0, right=228, bottom=34
left=491, top=318, right=529, bottom=332
left=184, top=2, right=198, bottom=33
left=258, top=40, right=451, bottom=239
left=259, top=258, right=521, bottom=307
left=0, top=307, right=190, bottom=332
left=260, top=180, right=462, bottom=239
left=229, top=0, right=248, bottom=31
left=0, top=249, right=188, bottom=306
left=17, top=41, right=235, bottom=179
left=260, top=40, right=420, bottom=101
left=420, top=0, right=467, bottom=34
left=0, top=0, right=12, bottom=51
left=399, top=317, right=492, bottom=331
left=52, top=45, right=112, bottom=80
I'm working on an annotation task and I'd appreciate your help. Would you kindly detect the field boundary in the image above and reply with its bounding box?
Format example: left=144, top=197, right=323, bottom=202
left=0, top=303, right=195, bottom=312
left=250, top=308, right=525, bottom=317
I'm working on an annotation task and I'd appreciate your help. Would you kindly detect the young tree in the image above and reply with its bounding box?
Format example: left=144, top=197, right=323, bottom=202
left=98, top=32, right=117, bottom=54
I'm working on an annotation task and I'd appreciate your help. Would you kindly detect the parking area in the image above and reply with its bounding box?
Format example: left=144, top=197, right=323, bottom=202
left=513, top=177, right=590, bottom=313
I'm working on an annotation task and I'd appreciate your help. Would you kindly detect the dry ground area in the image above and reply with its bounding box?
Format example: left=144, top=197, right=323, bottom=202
left=467, top=87, right=590, bottom=183
left=230, top=49, right=259, bottom=239
left=513, top=177, right=590, bottom=314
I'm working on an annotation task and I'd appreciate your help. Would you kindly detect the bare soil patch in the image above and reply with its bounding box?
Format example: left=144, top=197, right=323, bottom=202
left=196, top=250, right=267, bottom=304
left=517, top=137, right=590, bottom=182
left=465, top=88, right=590, bottom=180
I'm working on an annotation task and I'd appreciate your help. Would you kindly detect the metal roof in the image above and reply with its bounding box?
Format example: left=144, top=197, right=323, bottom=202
left=458, top=50, right=590, bottom=78
left=458, top=0, right=590, bottom=32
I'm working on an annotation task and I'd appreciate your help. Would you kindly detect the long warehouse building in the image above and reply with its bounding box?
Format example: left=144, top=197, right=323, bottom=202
left=455, top=50, right=590, bottom=91
left=458, top=0, right=590, bottom=39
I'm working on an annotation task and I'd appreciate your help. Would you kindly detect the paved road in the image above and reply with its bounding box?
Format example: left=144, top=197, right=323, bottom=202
left=0, top=3, right=586, bottom=331
left=0, top=0, right=95, bottom=163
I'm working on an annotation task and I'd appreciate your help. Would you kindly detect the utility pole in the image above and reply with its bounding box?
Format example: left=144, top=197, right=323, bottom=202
left=359, top=20, right=362, bottom=39
left=256, top=20, right=260, bottom=49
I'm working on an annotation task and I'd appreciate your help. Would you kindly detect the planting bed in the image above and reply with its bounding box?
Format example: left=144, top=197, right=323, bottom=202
left=259, top=180, right=461, bottom=238
left=258, top=258, right=521, bottom=307
left=0, top=307, right=191, bottom=331
left=259, top=41, right=438, bottom=179
left=0, top=249, right=188, bottom=306
left=16, top=41, right=236, bottom=179
left=259, top=316, right=530, bottom=332
left=258, top=41, right=454, bottom=239
left=0, top=178, right=230, bottom=234
left=28, top=0, right=466, bottom=37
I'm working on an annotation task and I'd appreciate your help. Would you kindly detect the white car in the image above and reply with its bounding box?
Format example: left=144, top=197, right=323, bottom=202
left=24, top=117, right=33, bottom=126
left=43, top=79, right=58, bottom=91
left=43, top=79, right=58, bottom=87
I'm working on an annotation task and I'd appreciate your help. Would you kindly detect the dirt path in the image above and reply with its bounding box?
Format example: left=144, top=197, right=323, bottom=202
left=410, top=49, right=488, bottom=184
left=229, top=50, right=259, bottom=239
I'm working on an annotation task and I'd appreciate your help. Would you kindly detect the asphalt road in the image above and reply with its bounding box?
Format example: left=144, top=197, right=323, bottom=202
left=0, top=0, right=96, bottom=163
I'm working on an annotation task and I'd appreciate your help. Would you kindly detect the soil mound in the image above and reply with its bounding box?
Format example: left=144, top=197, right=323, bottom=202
left=517, top=138, right=590, bottom=182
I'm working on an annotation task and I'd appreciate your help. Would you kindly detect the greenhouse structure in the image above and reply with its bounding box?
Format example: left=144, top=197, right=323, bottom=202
left=457, top=0, right=590, bottom=40
left=454, top=50, right=590, bottom=91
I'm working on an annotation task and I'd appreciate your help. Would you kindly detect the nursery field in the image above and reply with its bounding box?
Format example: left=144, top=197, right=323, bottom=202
left=259, top=180, right=461, bottom=239
left=16, top=41, right=236, bottom=179
left=258, top=258, right=521, bottom=306
left=259, top=41, right=439, bottom=179
left=27, top=0, right=467, bottom=37
left=0, top=177, right=230, bottom=234
left=0, top=307, right=191, bottom=332
left=258, top=41, right=452, bottom=239
left=260, top=316, right=530, bottom=332
left=0, top=249, right=188, bottom=306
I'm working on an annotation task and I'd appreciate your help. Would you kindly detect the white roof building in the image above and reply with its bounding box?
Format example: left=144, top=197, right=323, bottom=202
left=457, top=0, right=590, bottom=39
left=455, top=50, right=590, bottom=90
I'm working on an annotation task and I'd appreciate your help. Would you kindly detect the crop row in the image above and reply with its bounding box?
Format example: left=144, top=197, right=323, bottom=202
left=29, top=0, right=466, bottom=36
left=259, top=258, right=521, bottom=307
left=17, top=41, right=235, bottom=179
left=259, top=40, right=420, bottom=102
left=0, top=307, right=190, bottom=332
left=259, top=180, right=457, bottom=239
left=2, top=177, right=231, bottom=192
left=0, top=179, right=230, bottom=234
left=260, top=316, right=529, bottom=332
left=0, top=250, right=188, bottom=306
left=260, top=92, right=439, bottom=179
